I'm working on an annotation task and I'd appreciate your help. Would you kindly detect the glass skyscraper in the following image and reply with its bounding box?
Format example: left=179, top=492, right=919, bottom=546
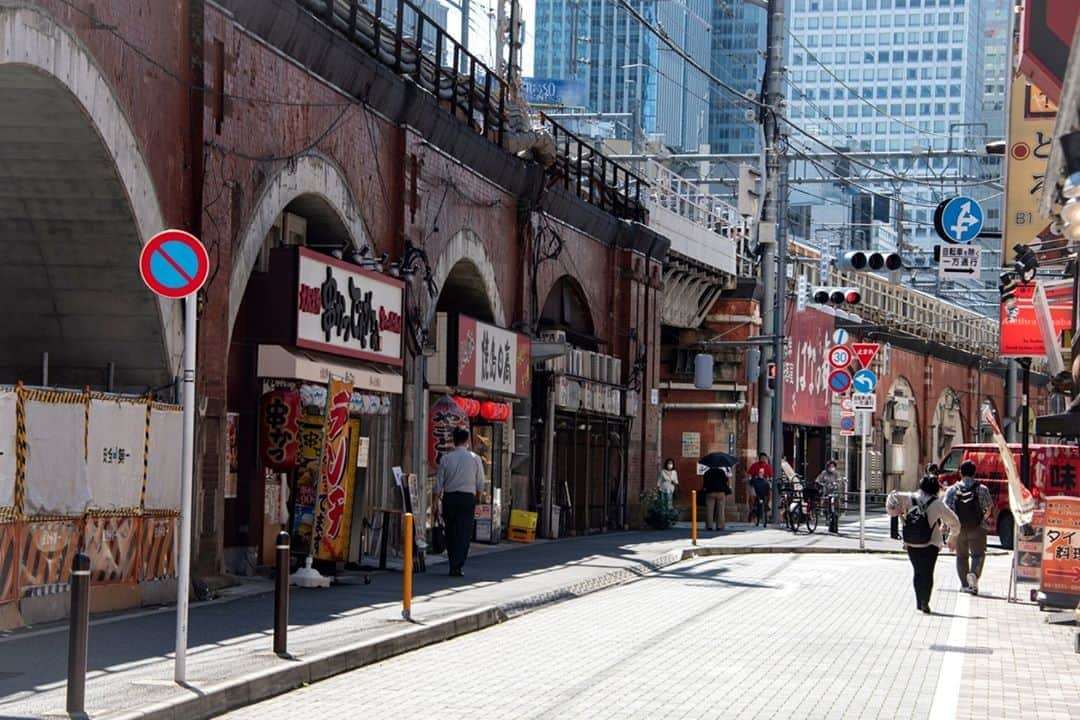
left=532, top=0, right=710, bottom=152
left=786, top=0, right=997, bottom=250
left=709, top=1, right=767, bottom=155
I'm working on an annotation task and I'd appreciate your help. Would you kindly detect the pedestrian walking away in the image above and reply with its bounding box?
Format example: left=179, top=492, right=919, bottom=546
left=702, top=465, right=732, bottom=531
left=658, top=458, right=679, bottom=506
left=435, top=427, right=485, bottom=577
left=944, top=459, right=993, bottom=595
left=886, top=474, right=960, bottom=614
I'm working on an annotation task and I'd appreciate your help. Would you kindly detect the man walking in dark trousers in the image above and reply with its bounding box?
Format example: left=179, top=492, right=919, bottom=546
left=944, top=459, right=993, bottom=594
left=435, top=427, right=485, bottom=577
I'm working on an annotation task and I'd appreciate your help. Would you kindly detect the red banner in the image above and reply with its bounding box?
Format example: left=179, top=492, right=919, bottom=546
left=260, top=390, right=301, bottom=471
left=312, top=377, right=354, bottom=562
left=783, top=308, right=834, bottom=427
left=429, top=395, right=469, bottom=467
left=999, top=284, right=1071, bottom=357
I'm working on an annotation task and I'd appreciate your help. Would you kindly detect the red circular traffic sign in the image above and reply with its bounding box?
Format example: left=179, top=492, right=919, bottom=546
left=828, top=345, right=852, bottom=370
left=829, top=369, right=852, bottom=393
left=139, top=229, right=209, bottom=299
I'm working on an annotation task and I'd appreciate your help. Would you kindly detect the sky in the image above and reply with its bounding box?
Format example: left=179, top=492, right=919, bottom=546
left=439, top=0, right=537, bottom=76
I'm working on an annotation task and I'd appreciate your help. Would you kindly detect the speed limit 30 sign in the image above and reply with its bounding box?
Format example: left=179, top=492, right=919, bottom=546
left=828, top=345, right=852, bottom=370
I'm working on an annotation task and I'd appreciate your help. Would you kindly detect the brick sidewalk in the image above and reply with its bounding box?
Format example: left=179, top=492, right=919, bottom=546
left=0, top=516, right=1034, bottom=720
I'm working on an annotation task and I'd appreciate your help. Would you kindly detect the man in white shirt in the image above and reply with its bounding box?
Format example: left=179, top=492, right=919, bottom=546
left=435, top=427, right=485, bottom=577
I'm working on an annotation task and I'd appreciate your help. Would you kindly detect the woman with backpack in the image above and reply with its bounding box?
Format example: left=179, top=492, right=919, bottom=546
left=886, top=474, right=961, bottom=614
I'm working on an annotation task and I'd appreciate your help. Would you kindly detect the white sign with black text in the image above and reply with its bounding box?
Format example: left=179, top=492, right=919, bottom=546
left=852, top=392, right=876, bottom=411
left=937, top=245, right=982, bottom=280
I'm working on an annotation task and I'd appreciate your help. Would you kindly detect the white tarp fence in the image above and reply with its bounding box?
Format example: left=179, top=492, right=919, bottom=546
left=24, top=399, right=90, bottom=516
left=0, top=391, right=15, bottom=507
left=86, top=398, right=146, bottom=510
left=145, top=406, right=183, bottom=510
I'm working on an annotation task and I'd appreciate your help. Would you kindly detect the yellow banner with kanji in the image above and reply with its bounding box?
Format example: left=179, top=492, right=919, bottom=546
left=1004, top=77, right=1060, bottom=266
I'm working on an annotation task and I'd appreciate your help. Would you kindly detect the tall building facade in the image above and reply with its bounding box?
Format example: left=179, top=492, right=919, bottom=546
left=533, top=0, right=710, bottom=152
left=787, top=0, right=994, bottom=250
left=709, top=1, right=767, bottom=154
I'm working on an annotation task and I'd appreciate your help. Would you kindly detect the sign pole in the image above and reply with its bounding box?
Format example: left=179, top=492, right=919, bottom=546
left=859, top=429, right=867, bottom=551
left=175, top=294, right=196, bottom=683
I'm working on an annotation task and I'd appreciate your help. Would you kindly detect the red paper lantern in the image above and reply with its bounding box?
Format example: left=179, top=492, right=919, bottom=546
left=465, top=398, right=481, bottom=418
left=499, top=403, right=512, bottom=421
left=454, top=396, right=470, bottom=412
left=480, top=401, right=499, bottom=421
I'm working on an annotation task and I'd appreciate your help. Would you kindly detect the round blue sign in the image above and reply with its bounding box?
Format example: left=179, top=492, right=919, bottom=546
left=852, top=369, right=878, bottom=393
left=829, top=369, right=852, bottom=393
left=934, top=196, right=984, bottom=244
left=839, top=416, right=855, bottom=431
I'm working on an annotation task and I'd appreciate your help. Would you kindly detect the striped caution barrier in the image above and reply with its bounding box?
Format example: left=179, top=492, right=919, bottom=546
left=0, top=522, right=17, bottom=605
left=84, top=515, right=139, bottom=585
left=20, top=519, right=81, bottom=597
left=140, top=514, right=177, bottom=582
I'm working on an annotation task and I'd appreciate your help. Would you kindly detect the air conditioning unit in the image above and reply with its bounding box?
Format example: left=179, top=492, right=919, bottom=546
left=890, top=398, right=913, bottom=426
left=282, top=212, right=307, bottom=246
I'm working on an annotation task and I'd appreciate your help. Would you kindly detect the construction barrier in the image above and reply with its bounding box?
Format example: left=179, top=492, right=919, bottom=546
left=0, top=522, right=17, bottom=605
left=139, top=515, right=178, bottom=582
left=84, top=515, right=140, bottom=585
left=20, top=519, right=81, bottom=598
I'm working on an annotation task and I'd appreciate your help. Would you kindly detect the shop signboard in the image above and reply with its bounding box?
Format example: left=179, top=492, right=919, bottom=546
left=681, top=432, right=701, bottom=458
left=1004, top=78, right=1060, bottom=267
left=312, top=376, right=356, bottom=562
left=1040, top=496, right=1080, bottom=598
left=999, top=283, right=1072, bottom=358
left=457, top=316, right=531, bottom=398
left=260, top=389, right=301, bottom=471
left=1014, top=508, right=1045, bottom=584
left=295, top=247, right=404, bottom=365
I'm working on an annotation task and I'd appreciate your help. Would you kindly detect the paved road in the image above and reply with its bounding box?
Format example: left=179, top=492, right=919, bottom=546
left=219, top=552, right=1079, bottom=720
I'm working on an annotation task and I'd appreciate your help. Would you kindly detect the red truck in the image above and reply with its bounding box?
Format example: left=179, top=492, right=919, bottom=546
left=936, top=443, right=1080, bottom=549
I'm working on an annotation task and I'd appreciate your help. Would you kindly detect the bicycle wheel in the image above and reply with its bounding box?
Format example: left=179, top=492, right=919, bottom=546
left=806, top=508, right=818, bottom=533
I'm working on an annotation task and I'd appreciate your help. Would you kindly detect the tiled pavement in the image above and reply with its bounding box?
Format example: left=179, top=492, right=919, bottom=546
left=219, top=552, right=1078, bottom=720
left=0, top=516, right=1073, bottom=719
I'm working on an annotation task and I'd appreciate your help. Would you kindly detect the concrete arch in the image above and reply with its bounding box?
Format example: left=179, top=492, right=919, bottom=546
left=885, top=376, right=920, bottom=491
left=428, top=229, right=506, bottom=327
left=931, top=387, right=964, bottom=460
left=0, top=5, right=179, bottom=384
left=228, top=153, right=372, bottom=336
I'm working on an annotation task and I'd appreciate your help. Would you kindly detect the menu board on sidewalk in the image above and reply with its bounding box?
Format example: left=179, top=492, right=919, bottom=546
left=1040, top=497, right=1080, bottom=598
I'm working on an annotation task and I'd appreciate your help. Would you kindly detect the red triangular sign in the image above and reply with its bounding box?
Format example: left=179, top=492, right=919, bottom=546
left=852, top=343, right=880, bottom=368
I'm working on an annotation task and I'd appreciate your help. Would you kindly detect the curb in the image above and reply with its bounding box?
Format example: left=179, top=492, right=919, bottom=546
left=49, top=540, right=925, bottom=720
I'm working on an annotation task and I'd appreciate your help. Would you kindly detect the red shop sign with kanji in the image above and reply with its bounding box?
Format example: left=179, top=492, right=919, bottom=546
left=260, top=389, right=301, bottom=471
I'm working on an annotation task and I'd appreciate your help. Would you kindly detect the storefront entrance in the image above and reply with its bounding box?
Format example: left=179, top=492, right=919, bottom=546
left=554, top=412, right=627, bottom=535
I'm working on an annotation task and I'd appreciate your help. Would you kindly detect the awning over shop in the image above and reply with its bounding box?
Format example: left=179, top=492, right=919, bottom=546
left=257, top=345, right=403, bottom=394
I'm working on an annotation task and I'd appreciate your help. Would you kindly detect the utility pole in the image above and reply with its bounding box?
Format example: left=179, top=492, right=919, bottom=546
left=759, top=0, right=787, bottom=519
left=495, top=0, right=507, bottom=78
left=508, top=0, right=521, bottom=85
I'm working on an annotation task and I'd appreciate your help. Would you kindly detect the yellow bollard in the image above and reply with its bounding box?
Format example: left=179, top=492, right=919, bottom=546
left=402, top=512, right=413, bottom=620
left=691, top=490, right=698, bottom=546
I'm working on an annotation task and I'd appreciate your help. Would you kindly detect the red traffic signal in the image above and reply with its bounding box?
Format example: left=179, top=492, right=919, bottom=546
left=811, top=286, right=861, bottom=306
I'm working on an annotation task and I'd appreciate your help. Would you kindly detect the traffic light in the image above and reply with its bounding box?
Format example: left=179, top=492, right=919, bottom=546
left=737, top=163, right=760, bottom=218
left=746, top=347, right=761, bottom=384
left=837, top=251, right=902, bottom=272
left=811, top=286, right=861, bottom=306
left=766, top=362, right=776, bottom=392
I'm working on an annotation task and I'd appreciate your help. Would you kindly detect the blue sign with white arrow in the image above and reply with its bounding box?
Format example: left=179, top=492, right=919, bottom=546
left=934, top=196, right=984, bottom=244
left=852, top=369, right=878, bottom=394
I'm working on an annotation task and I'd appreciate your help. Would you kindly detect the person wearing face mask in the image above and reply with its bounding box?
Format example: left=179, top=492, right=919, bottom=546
left=886, top=474, right=961, bottom=614
left=658, top=458, right=679, bottom=505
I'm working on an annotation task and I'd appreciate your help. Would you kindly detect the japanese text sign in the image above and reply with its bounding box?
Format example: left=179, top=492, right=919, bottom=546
left=312, top=376, right=355, bottom=562
left=1005, top=78, right=1060, bottom=266
left=1040, top=496, right=1080, bottom=597
left=295, top=247, right=404, bottom=365
left=457, top=316, right=531, bottom=398
left=260, top=390, right=300, bottom=471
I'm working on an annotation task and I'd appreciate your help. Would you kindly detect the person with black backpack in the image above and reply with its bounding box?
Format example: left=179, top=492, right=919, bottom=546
left=886, top=474, right=961, bottom=614
left=944, top=459, right=994, bottom=595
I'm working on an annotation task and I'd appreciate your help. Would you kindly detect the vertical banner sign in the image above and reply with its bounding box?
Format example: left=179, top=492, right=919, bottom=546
left=290, top=416, right=324, bottom=552
left=1004, top=78, right=1061, bottom=266
left=1040, top=497, right=1080, bottom=599
left=783, top=308, right=834, bottom=426
left=428, top=395, right=470, bottom=468
left=311, top=376, right=355, bottom=561
left=225, top=412, right=239, bottom=499
left=260, top=390, right=301, bottom=471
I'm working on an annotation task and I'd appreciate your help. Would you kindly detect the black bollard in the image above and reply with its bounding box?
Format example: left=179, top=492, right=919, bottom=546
left=67, top=553, right=91, bottom=715
left=274, top=531, right=290, bottom=656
